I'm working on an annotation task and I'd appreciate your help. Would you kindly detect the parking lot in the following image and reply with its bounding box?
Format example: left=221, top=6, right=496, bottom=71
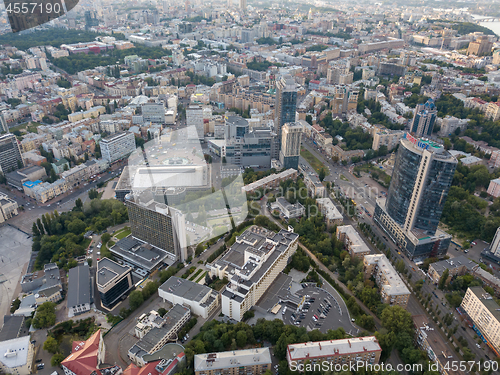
left=281, top=286, right=353, bottom=334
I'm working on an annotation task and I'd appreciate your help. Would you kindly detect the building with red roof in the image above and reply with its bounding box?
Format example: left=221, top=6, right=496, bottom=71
left=61, top=330, right=121, bottom=375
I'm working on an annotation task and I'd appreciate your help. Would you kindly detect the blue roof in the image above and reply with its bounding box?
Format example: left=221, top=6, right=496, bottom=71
left=23, top=180, right=42, bottom=188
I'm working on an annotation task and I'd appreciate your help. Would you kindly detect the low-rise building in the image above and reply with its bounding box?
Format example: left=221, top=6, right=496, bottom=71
left=20, top=263, right=62, bottom=294
left=96, top=258, right=133, bottom=309
left=487, top=178, right=500, bottom=198
left=372, top=130, right=405, bottom=151
left=100, top=131, right=136, bottom=163
left=128, top=304, right=190, bottom=366
left=274, top=197, right=305, bottom=219
left=363, top=254, right=410, bottom=307
left=194, top=348, right=271, bottom=375
left=316, top=198, right=343, bottom=228
left=303, top=172, right=325, bottom=198
left=286, top=337, right=381, bottom=368
left=461, top=287, right=500, bottom=357
left=67, top=263, right=92, bottom=318
left=413, top=315, right=465, bottom=375
left=472, top=266, right=500, bottom=297
left=0, top=192, right=18, bottom=223
left=61, top=330, right=121, bottom=375
left=427, top=255, right=477, bottom=284
left=158, top=277, right=219, bottom=319
left=218, top=227, right=299, bottom=321
left=241, top=168, right=298, bottom=194
left=0, top=336, right=34, bottom=375
left=336, top=225, right=370, bottom=258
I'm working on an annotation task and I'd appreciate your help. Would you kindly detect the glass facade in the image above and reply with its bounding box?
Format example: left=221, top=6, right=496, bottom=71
left=386, top=144, right=421, bottom=226
left=414, top=158, right=456, bottom=233
left=386, top=140, right=457, bottom=234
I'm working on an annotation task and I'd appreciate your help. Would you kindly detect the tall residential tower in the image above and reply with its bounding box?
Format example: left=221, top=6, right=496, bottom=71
left=279, top=122, right=303, bottom=170
left=374, top=133, right=457, bottom=259
left=275, top=75, right=297, bottom=148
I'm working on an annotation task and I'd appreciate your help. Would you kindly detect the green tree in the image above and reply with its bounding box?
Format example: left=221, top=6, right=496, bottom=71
left=318, top=167, right=326, bottom=182
left=43, top=336, right=59, bottom=354
left=158, top=308, right=167, bottom=317
left=32, top=302, right=56, bottom=329
left=101, top=233, right=111, bottom=244
left=51, top=353, right=66, bottom=367
left=236, top=330, right=247, bottom=347
left=75, top=198, right=83, bottom=209
left=438, top=268, right=449, bottom=290
left=10, top=298, right=21, bottom=313
left=129, top=290, right=144, bottom=310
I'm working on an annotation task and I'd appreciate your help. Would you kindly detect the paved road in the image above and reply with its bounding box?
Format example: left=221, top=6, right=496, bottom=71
left=302, top=140, right=492, bottom=363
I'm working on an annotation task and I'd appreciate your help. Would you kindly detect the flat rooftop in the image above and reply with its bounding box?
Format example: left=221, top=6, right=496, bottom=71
left=468, top=286, right=500, bottom=321
left=110, top=237, right=168, bottom=272
left=430, top=255, right=477, bottom=277
left=97, top=257, right=131, bottom=287
left=159, top=277, right=213, bottom=303
left=194, top=348, right=271, bottom=371
left=337, top=225, right=369, bottom=254
left=242, top=168, right=297, bottom=192
left=287, top=337, right=381, bottom=361
left=0, top=336, right=31, bottom=369
left=316, top=198, right=343, bottom=220
left=364, top=254, right=410, bottom=296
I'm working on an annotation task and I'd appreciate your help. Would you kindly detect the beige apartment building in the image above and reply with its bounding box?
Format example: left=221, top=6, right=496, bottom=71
left=194, top=348, right=271, bottom=375
left=363, top=254, right=410, bottom=307
left=336, top=225, right=370, bottom=258
left=461, top=287, right=500, bottom=356
left=286, top=337, right=382, bottom=367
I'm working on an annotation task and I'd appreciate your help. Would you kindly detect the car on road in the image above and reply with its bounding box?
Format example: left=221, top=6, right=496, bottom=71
left=37, top=364, right=44, bottom=370
left=35, top=359, right=42, bottom=363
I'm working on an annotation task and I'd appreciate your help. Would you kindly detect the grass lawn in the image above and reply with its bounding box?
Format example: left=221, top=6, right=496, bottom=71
left=195, top=271, right=207, bottom=283
left=300, top=148, right=329, bottom=176
left=10, top=121, right=42, bottom=134
left=114, top=227, right=131, bottom=240
left=189, top=268, right=203, bottom=281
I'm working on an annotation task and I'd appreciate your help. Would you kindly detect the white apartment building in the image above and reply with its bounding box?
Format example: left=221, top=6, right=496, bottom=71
left=461, top=287, right=500, bottom=356
left=158, top=277, right=219, bottom=319
left=316, top=198, right=343, bottom=228
left=100, top=131, right=136, bottom=163
left=217, top=227, right=299, bottom=321
left=186, top=105, right=211, bottom=140
left=336, top=225, right=370, bottom=258
left=363, top=254, right=410, bottom=307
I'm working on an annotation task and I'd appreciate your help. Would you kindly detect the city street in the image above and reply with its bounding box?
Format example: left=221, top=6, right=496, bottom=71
left=300, top=139, right=493, bottom=363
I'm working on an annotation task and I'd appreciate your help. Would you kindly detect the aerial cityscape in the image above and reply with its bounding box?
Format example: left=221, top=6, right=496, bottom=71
left=2, top=1, right=500, bottom=375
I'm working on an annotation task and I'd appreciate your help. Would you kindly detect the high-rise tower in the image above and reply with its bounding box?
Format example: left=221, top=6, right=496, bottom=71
left=374, top=133, right=457, bottom=259
left=279, top=122, right=303, bottom=170
left=0, top=133, right=23, bottom=174
left=411, top=99, right=437, bottom=137
left=274, top=75, right=297, bottom=148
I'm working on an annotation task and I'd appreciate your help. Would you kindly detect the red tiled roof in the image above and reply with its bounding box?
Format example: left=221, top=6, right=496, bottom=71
left=61, top=330, right=102, bottom=375
left=123, top=361, right=161, bottom=375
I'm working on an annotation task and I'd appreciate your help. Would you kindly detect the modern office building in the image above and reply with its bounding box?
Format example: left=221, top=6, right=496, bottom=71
left=100, top=131, right=136, bottom=163
left=142, top=103, right=165, bottom=124
left=374, top=133, right=457, bottom=259
left=0, top=336, right=34, bottom=375
left=461, top=287, right=500, bottom=356
left=279, top=122, right=303, bottom=170
left=0, top=192, right=18, bottom=223
left=194, top=348, right=271, bottom=375
left=125, top=194, right=187, bottom=262
left=363, top=254, right=410, bottom=307
left=158, top=277, right=219, bottom=319
left=216, top=226, right=299, bottom=321
left=128, top=304, right=190, bottom=366
left=286, top=337, right=382, bottom=368
left=96, top=258, right=133, bottom=309
left=336, top=225, right=370, bottom=259
left=0, top=133, right=23, bottom=174
left=67, top=263, right=92, bottom=318
left=410, top=99, right=437, bottom=137
left=275, top=75, right=297, bottom=147
left=316, top=198, right=343, bottom=228
left=210, top=119, right=278, bottom=169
